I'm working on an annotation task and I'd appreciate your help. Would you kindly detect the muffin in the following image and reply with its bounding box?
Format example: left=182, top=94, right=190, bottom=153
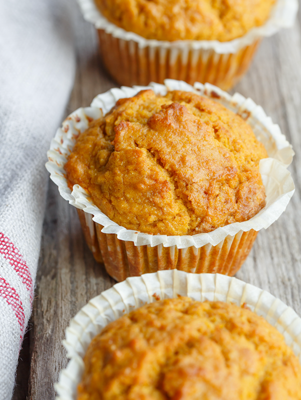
left=95, top=0, right=275, bottom=42
left=77, top=0, right=297, bottom=89
left=65, top=89, right=267, bottom=236
left=46, top=81, right=294, bottom=281
left=77, top=297, right=301, bottom=400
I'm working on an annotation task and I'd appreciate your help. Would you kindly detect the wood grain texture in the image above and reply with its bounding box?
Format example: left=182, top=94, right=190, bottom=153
left=13, top=4, right=301, bottom=400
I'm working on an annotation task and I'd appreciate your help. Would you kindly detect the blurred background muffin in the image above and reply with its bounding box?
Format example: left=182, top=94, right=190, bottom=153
left=78, top=0, right=297, bottom=89
left=95, top=0, right=275, bottom=42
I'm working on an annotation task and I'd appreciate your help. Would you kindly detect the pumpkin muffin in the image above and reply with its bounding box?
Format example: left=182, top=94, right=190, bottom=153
left=95, top=0, right=275, bottom=42
left=78, top=0, right=296, bottom=89
left=65, top=89, right=268, bottom=236
left=77, top=297, right=301, bottom=400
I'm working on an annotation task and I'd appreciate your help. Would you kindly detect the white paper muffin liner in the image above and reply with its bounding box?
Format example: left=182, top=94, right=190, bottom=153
left=77, top=0, right=298, bottom=54
left=55, top=271, right=301, bottom=400
left=46, top=80, right=295, bottom=250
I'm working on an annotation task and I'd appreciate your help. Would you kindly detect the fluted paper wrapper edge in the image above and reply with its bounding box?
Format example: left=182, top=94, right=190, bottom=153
left=55, top=271, right=301, bottom=400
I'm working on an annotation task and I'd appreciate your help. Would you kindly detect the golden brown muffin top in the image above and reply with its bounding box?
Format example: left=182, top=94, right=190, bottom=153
left=95, top=0, right=275, bottom=42
left=65, top=90, right=267, bottom=235
left=65, top=90, right=267, bottom=236
left=78, top=297, right=301, bottom=400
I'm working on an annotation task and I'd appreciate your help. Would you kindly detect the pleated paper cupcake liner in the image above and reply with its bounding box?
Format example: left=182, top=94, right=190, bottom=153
left=96, top=31, right=260, bottom=90
left=46, top=80, right=295, bottom=281
left=55, top=271, right=301, bottom=400
left=77, top=209, right=258, bottom=281
left=77, top=0, right=298, bottom=89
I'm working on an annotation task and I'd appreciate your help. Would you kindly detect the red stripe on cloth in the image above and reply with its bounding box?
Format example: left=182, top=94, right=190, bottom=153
left=0, top=276, right=25, bottom=339
left=0, top=233, right=33, bottom=302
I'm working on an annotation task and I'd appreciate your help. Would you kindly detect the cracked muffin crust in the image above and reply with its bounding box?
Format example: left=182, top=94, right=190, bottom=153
left=77, top=297, right=301, bottom=400
left=65, top=90, right=268, bottom=236
left=94, top=0, right=275, bottom=42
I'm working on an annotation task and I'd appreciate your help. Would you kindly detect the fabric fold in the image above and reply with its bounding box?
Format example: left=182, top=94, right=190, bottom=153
left=0, top=1, right=75, bottom=398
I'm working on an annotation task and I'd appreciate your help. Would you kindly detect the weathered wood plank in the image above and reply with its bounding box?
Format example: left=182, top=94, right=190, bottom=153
left=12, top=329, right=31, bottom=400
left=235, top=15, right=301, bottom=313
left=21, top=5, right=301, bottom=400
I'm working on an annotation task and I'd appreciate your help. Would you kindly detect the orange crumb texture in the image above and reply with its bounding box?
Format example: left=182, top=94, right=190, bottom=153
left=95, top=0, right=275, bottom=42
left=65, top=90, right=268, bottom=235
left=77, top=298, right=301, bottom=400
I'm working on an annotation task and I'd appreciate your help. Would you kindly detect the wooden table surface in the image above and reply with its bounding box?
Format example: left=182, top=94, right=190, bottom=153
left=12, top=5, right=301, bottom=400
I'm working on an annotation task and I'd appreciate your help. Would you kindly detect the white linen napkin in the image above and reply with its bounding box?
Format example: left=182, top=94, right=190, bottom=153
left=0, top=0, right=75, bottom=398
